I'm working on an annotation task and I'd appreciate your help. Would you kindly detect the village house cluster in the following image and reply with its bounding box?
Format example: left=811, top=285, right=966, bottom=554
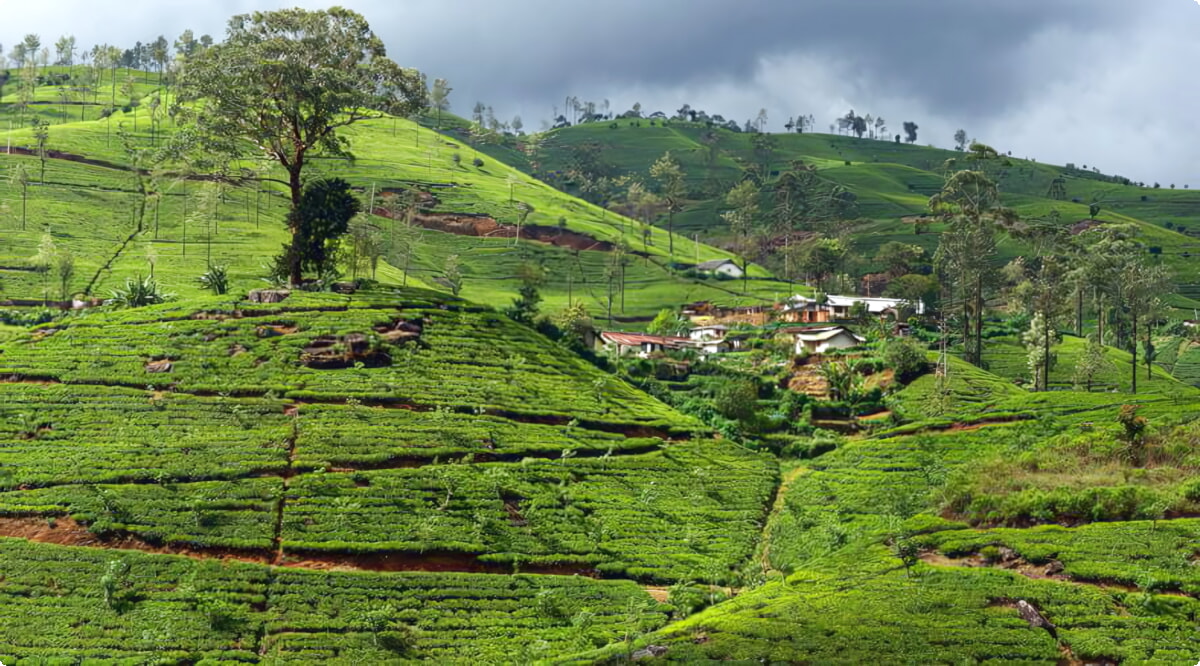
left=599, top=293, right=919, bottom=360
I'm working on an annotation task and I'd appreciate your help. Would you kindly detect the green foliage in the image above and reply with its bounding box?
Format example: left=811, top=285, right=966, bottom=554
left=107, top=274, right=173, bottom=308
left=883, top=337, right=930, bottom=383
left=288, top=177, right=361, bottom=279
left=646, top=308, right=686, bottom=336
left=713, top=378, right=759, bottom=422
left=198, top=264, right=229, bottom=295
left=0, top=538, right=665, bottom=661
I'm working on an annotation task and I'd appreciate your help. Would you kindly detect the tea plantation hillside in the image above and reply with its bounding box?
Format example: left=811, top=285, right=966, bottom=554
left=0, top=286, right=778, bottom=661
left=0, top=82, right=787, bottom=321
left=462, top=118, right=1200, bottom=308
left=581, top=358, right=1200, bottom=664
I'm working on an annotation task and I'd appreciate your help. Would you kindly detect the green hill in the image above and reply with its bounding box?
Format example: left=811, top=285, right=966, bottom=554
left=1, top=71, right=789, bottom=323
left=0, top=286, right=777, bottom=660
left=457, top=118, right=1200, bottom=304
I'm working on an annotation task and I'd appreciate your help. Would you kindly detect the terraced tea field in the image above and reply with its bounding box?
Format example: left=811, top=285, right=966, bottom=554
left=0, top=287, right=776, bottom=660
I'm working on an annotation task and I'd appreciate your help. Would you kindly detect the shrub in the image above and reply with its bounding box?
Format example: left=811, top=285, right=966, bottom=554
left=108, top=275, right=174, bottom=308
left=714, top=379, right=759, bottom=422
left=472, top=157, right=484, bottom=168
left=198, top=265, right=229, bottom=295
left=883, top=337, right=931, bottom=383
left=451, top=152, right=461, bottom=166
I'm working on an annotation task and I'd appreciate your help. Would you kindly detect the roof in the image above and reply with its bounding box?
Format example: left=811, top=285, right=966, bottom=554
left=823, top=294, right=925, bottom=315
left=600, top=331, right=690, bottom=347
left=794, top=326, right=866, bottom=343
left=695, top=259, right=737, bottom=270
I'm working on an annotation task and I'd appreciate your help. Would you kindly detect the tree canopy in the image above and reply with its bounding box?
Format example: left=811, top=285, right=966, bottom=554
left=172, top=6, right=426, bottom=284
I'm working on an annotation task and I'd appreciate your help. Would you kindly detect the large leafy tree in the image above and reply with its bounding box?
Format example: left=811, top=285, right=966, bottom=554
left=289, top=177, right=361, bottom=279
left=173, top=7, right=425, bottom=285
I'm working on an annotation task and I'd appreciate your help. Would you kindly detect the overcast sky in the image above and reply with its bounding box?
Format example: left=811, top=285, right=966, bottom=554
left=4, top=0, right=1197, bottom=186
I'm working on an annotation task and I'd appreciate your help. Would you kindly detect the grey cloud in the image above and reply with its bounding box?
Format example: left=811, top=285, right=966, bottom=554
left=1, top=0, right=1195, bottom=184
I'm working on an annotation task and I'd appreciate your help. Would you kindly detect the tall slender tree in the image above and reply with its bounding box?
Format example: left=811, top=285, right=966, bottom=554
left=722, top=180, right=759, bottom=293
left=931, top=170, right=1011, bottom=365
left=649, top=151, right=685, bottom=261
left=429, top=78, right=451, bottom=129
left=1120, top=258, right=1170, bottom=394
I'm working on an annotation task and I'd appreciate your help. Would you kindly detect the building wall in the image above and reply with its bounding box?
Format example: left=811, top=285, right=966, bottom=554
left=714, top=263, right=744, bottom=278
left=795, top=333, right=860, bottom=355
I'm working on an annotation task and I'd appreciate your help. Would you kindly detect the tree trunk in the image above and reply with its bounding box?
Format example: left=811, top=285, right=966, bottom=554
left=974, top=274, right=984, bottom=367
left=1130, top=310, right=1137, bottom=395
left=1146, top=331, right=1152, bottom=380
left=1043, top=312, right=1051, bottom=392
left=961, top=284, right=972, bottom=365
left=667, top=208, right=674, bottom=262
left=288, top=163, right=304, bottom=286
left=1075, top=288, right=1082, bottom=336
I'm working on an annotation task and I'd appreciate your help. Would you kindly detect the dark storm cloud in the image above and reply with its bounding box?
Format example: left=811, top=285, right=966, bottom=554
left=3, top=1, right=1196, bottom=184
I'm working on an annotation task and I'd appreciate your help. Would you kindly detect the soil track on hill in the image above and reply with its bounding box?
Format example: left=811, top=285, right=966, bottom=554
left=921, top=549, right=1194, bottom=598
left=0, top=515, right=605, bottom=576
left=372, top=204, right=616, bottom=252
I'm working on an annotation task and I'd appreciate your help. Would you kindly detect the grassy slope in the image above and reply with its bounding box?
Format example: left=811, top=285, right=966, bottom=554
left=470, top=119, right=1200, bottom=299
left=0, top=80, right=783, bottom=319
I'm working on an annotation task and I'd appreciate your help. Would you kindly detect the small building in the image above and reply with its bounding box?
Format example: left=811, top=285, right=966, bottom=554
left=781, top=296, right=832, bottom=324
left=692, top=338, right=732, bottom=355
left=600, top=331, right=690, bottom=358
left=824, top=295, right=925, bottom=318
left=695, top=258, right=744, bottom=279
left=689, top=325, right=728, bottom=342
left=726, top=332, right=752, bottom=350
left=793, top=326, right=866, bottom=355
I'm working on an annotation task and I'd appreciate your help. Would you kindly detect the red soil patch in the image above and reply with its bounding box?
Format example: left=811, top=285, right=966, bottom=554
left=375, top=206, right=615, bottom=252
left=281, top=550, right=600, bottom=577
left=0, top=515, right=269, bottom=564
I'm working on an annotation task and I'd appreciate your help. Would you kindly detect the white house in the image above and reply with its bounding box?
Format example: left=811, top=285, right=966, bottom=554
left=793, top=326, right=866, bottom=355
left=824, top=294, right=925, bottom=317
left=689, top=325, right=728, bottom=342
left=600, top=331, right=690, bottom=358
left=695, top=259, right=744, bottom=278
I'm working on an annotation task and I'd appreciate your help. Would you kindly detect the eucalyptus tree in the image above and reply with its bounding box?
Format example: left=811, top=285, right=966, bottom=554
left=722, top=180, right=759, bottom=293
left=1120, top=257, right=1170, bottom=394
left=649, top=151, right=685, bottom=260
left=931, top=170, right=1013, bottom=365
left=173, top=7, right=426, bottom=285
left=429, top=78, right=452, bottom=129
left=8, top=163, right=30, bottom=230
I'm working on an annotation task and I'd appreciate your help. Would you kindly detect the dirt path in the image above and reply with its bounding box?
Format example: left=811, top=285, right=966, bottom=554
left=920, top=550, right=1194, bottom=598
left=643, top=586, right=670, bottom=603
left=0, top=514, right=609, bottom=577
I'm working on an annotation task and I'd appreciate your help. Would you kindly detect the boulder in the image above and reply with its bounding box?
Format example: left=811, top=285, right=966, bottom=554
left=248, top=289, right=290, bottom=304
left=1016, top=600, right=1057, bottom=639
left=632, top=645, right=669, bottom=660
